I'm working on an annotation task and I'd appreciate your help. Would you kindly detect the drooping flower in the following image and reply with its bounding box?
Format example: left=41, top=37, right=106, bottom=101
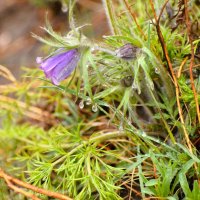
left=37, top=49, right=80, bottom=85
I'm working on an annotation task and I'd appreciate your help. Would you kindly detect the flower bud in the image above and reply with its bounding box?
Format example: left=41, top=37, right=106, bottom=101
left=120, top=76, right=134, bottom=87
left=115, top=43, right=141, bottom=60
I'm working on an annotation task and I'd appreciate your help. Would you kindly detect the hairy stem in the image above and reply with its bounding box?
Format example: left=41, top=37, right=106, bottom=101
left=102, top=0, right=119, bottom=35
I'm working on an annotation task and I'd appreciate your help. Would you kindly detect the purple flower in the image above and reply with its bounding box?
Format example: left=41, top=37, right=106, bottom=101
left=37, top=49, right=80, bottom=85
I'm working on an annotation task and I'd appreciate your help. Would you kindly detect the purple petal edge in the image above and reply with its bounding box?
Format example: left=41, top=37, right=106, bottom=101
left=51, top=52, right=80, bottom=85
left=37, top=48, right=80, bottom=85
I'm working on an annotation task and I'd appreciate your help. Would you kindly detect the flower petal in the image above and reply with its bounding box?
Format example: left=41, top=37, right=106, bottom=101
left=43, top=55, right=67, bottom=79
left=51, top=51, right=80, bottom=85
left=39, top=50, right=73, bottom=71
left=36, top=57, right=43, bottom=64
left=37, top=48, right=80, bottom=85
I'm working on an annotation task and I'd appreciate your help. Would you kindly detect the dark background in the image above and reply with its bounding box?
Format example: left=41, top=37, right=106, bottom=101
left=0, top=0, right=109, bottom=83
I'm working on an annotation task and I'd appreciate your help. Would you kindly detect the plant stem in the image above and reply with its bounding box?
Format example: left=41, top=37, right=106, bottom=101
left=122, top=0, right=147, bottom=40
left=149, top=0, right=192, bottom=148
left=53, top=131, right=127, bottom=165
left=184, top=0, right=200, bottom=123
left=101, top=0, right=118, bottom=35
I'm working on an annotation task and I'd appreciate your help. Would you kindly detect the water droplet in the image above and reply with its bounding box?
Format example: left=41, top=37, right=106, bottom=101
left=62, top=4, right=68, bottom=12
left=155, top=68, right=160, bottom=74
left=91, top=47, right=95, bottom=52
left=146, top=81, right=154, bottom=90
left=119, top=122, right=124, bottom=131
left=86, top=97, right=92, bottom=105
left=132, top=83, right=137, bottom=89
left=92, top=104, right=98, bottom=112
left=155, top=139, right=160, bottom=143
left=128, top=120, right=132, bottom=126
left=148, top=82, right=154, bottom=90
left=79, top=100, right=84, bottom=109
left=141, top=131, right=147, bottom=137
left=146, top=82, right=152, bottom=89
left=91, top=45, right=98, bottom=53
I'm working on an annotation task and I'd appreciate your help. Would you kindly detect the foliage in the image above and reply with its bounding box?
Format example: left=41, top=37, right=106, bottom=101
left=0, top=0, right=200, bottom=199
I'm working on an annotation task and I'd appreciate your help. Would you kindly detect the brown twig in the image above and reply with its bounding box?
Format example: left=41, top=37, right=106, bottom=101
left=177, top=57, right=188, bottom=78
left=128, top=168, right=136, bottom=200
left=4, top=176, right=41, bottom=200
left=148, top=0, right=193, bottom=151
left=123, top=0, right=147, bottom=40
left=184, top=0, right=200, bottom=124
left=123, top=183, right=142, bottom=198
left=157, top=0, right=169, bottom=23
left=0, top=168, right=73, bottom=200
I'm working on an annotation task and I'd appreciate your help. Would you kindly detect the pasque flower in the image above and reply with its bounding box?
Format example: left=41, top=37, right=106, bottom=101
left=37, top=49, right=80, bottom=85
left=115, top=43, right=141, bottom=60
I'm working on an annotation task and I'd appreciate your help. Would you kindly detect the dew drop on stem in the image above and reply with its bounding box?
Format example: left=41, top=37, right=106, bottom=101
left=119, top=122, right=124, bottom=131
left=141, top=131, right=147, bottom=137
left=155, top=67, right=160, bottom=74
left=132, top=83, right=137, bottom=90
left=62, top=3, right=68, bottom=12
left=92, top=104, right=98, bottom=112
left=86, top=97, right=92, bottom=105
left=128, top=120, right=132, bottom=126
left=79, top=100, right=84, bottom=109
left=155, top=139, right=160, bottom=143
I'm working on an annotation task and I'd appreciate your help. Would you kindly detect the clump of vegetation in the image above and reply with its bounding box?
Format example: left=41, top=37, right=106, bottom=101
left=0, top=0, right=200, bottom=199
